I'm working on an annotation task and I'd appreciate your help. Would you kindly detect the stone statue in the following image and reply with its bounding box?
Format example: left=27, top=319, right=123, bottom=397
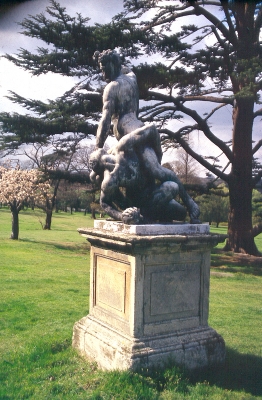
left=90, top=49, right=200, bottom=224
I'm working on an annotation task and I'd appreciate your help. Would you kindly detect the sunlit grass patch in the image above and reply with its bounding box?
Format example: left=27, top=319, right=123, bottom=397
left=0, top=208, right=262, bottom=399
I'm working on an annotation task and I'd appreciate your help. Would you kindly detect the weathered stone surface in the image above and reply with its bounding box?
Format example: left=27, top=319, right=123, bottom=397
left=77, top=226, right=225, bottom=255
left=72, top=228, right=226, bottom=371
left=94, top=220, right=210, bottom=235
left=73, top=316, right=225, bottom=371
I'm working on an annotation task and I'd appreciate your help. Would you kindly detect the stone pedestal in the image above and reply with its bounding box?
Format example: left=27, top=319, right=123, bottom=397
left=72, top=222, right=226, bottom=371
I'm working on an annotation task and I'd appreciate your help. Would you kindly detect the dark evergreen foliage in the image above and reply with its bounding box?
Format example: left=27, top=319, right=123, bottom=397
left=118, top=0, right=262, bottom=255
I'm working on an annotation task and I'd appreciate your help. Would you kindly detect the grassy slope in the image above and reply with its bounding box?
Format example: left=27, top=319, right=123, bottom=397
left=0, top=208, right=262, bottom=399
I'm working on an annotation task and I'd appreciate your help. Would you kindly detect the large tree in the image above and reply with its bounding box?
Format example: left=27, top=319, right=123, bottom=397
left=1, top=0, right=262, bottom=254
left=116, top=0, right=262, bottom=255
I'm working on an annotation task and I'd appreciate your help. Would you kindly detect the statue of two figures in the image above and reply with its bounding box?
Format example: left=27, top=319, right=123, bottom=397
left=90, top=50, right=200, bottom=225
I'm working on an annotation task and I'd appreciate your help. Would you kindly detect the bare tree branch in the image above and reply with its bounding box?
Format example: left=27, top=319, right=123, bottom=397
left=211, top=25, right=227, bottom=49
left=204, top=103, right=229, bottom=121
left=141, top=105, right=177, bottom=121
left=221, top=2, right=238, bottom=44
left=192, top=3, right=234, bottom=45
left=181, top=87, right=233, bottom=96
left=142, top=8, right=197, bottom=31
left=149, top=90, right=233, bottom=161
left=160, top=127, right=229, bottom=182
left=182, top=95, right=233, bottom=105
left=253, top=108, right=262, bottom=118
left=253, top=139, right=262, bottom=155
left=162, top=124, right=196, bottom=139
left=175, top=105, right=232, bottom=161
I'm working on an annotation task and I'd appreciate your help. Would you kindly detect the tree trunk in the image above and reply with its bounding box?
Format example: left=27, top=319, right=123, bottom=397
left=43, top=183, right=59, bottom=230
left=44, top=209, right=52, bottom=230
left=10, top=208, right=19, bottom=240
left=225, top=97, right=260, bottom=255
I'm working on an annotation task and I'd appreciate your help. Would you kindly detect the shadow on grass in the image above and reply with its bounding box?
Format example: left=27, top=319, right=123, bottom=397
left=52, top=242, right=90, bottom=252
left=211, top=248, right=262, bottom=276
left=19, top=237, right=89, bottom=253
left=189, top=347, right=262, bottom=396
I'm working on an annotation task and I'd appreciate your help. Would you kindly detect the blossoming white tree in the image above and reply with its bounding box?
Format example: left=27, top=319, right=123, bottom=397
left=0, top=165, right=50, bottom=239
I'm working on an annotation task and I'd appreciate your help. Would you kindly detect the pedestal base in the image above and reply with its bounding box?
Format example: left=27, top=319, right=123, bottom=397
left=73, top=222, right=226, bottom=371
left=73, top=315, right=225, bottom=371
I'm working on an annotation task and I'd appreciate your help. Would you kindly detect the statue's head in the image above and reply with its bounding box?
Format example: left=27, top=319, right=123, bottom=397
left=89, top=148, right=107, bottom=172
left=89, top=148, right=107, bottom=185
left=95, top=50, right=122, bottom=82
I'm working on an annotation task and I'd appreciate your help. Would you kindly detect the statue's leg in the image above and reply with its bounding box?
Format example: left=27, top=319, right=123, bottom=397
left=113, top=124, right=162, bottom=163
left=162, top=200, right=187, bottom=222
left=142, top=147, right=178, bottom=182
left=149, top=181, right=187, bottom=222
left=141, top=147, right=200, bottom=222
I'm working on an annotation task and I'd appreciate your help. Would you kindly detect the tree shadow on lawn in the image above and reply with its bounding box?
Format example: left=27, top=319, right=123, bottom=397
left=211, top=249, right=262, bottom=276
left=19, top=238, right=89, bottom=253
left=189, top=347, right=262, bottom=397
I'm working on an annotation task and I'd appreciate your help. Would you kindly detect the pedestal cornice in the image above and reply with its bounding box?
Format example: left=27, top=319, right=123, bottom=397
left=78, top=226, right=227, bottom=255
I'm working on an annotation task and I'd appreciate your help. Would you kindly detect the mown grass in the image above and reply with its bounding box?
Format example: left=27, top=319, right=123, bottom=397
left=0, top=208, right=262, bottom=399
left=210, top=225, right=262, bottom=251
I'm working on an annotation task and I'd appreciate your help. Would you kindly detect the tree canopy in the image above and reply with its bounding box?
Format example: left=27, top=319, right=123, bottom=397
left=0, top=165, right=50, bottom=239
left=1, top=0, right=262, bottom=254
left=120, top=0, right=262, bottom=255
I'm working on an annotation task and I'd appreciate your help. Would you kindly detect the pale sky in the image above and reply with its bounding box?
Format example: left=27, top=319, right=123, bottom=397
left=0, top=0, right=124, bottom=113
left=0, top=0, right=261, bottom=171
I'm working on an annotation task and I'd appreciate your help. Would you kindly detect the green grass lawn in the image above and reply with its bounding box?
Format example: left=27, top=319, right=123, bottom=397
left=210, top=225, right=262, bottom=251
left=0, top=208, right=262, bottom=399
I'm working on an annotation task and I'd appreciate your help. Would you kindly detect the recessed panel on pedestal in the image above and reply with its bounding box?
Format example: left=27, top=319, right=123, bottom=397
left=144, top=262, right=201, bottom=324
left=94, top=253, right=130, bottom=321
